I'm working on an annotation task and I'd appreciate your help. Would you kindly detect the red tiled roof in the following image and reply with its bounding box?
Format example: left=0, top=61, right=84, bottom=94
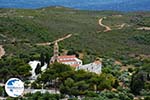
left=58, top=59, right=77, bottom=62
left=57, top=55, right=81, bottom=67
left=58, top=55, right=76, bottom=59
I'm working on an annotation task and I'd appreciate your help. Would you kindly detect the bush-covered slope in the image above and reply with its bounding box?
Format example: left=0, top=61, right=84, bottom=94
left=0, top=7, right=150, bottom=60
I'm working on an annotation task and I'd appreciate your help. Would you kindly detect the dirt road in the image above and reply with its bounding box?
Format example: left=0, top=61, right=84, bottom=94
left=0, top=45, right=5, bottom=59
left=99, top=17, right=112, bottom=32
left=36, top=34, right=72, bottom=46
left=118, top=23, right=126, bottom=29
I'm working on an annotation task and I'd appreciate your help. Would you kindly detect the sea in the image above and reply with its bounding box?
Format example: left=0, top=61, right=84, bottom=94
left=0, top=0, right=150, bottom=12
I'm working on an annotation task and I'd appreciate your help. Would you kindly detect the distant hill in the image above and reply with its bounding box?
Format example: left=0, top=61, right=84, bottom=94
left=0, top=0, right=150, bottom=12
left=0, top=7, right=150, bottom=61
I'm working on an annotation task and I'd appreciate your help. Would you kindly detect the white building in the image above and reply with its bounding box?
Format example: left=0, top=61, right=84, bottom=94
left=76, top=60, right=102, bottom=74
left=28, top=61, right=47, bottom=80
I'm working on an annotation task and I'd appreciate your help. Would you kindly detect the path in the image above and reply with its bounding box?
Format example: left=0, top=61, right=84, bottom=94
left=24, top=89, right=60, bottom=94
left=118, top=23, right=126, bottom=29
left=36, top=34, right=72, bottom=46
left=99, top=17, right=112, bottom=32
left=0, top=34, right=7, bottom=38
left=137, top=27, right=150, bottom=30
left=0, top=45, right=5, bottom=59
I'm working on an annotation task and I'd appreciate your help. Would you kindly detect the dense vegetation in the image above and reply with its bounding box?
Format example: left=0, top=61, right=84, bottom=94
left=0, top=57, right=31, bottom=82
left=0, top=7, right=150, bottom=99
left=0, top=55, right=149, bottom=100
left=0, top=7, right=150, bottom=62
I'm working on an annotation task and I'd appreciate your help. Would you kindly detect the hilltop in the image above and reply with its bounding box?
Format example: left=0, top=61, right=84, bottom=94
left=0, top=7, right=150, bottom=62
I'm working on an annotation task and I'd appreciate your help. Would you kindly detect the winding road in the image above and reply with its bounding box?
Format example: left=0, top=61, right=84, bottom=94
left=36, top=34, right=72, bottom=46
left=0, top=45, right=5, bottom=59
left=99, top=17, right=112, bottom=32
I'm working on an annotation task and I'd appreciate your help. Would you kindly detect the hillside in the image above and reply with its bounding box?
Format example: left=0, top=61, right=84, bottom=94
left=0, top=7, right=150, bottom=61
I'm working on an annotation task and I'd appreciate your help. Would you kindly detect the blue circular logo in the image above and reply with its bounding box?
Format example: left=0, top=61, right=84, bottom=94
left=5, top=78, right=24, bottom=97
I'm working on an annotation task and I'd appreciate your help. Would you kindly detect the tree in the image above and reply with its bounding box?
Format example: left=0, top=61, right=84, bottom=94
left=50, top=63, right=73, bottom=74
left=60, top=78, right=89, bottom=96
left=0, top=68, right=11, bottom=82
left=0, top=86, right=3, bottom=96
left=60, top=78, right=75, bottom=96
left=16, top=64, right=32, bottom=78
left=97, top=73, right=116, bottom=91
left=0, top=57, right=32, bottom=81
left=130, top=71, right=146, bottom=95
left=31, top=82, right=42, bottom=89
left=73, top=70, right=95, bottom=82
left=88, top=76, right=99, bottom=92
left=39, top=53, right=45, bottom=67
left=35, top=63, right=41, bottom=75
left=74, top=81, right=89, bottom=95
left=37, top=63, right=73, bottom=88
left=45, top=53, right=50, bottom=66
left=145, top=96, right=150, bottom=100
